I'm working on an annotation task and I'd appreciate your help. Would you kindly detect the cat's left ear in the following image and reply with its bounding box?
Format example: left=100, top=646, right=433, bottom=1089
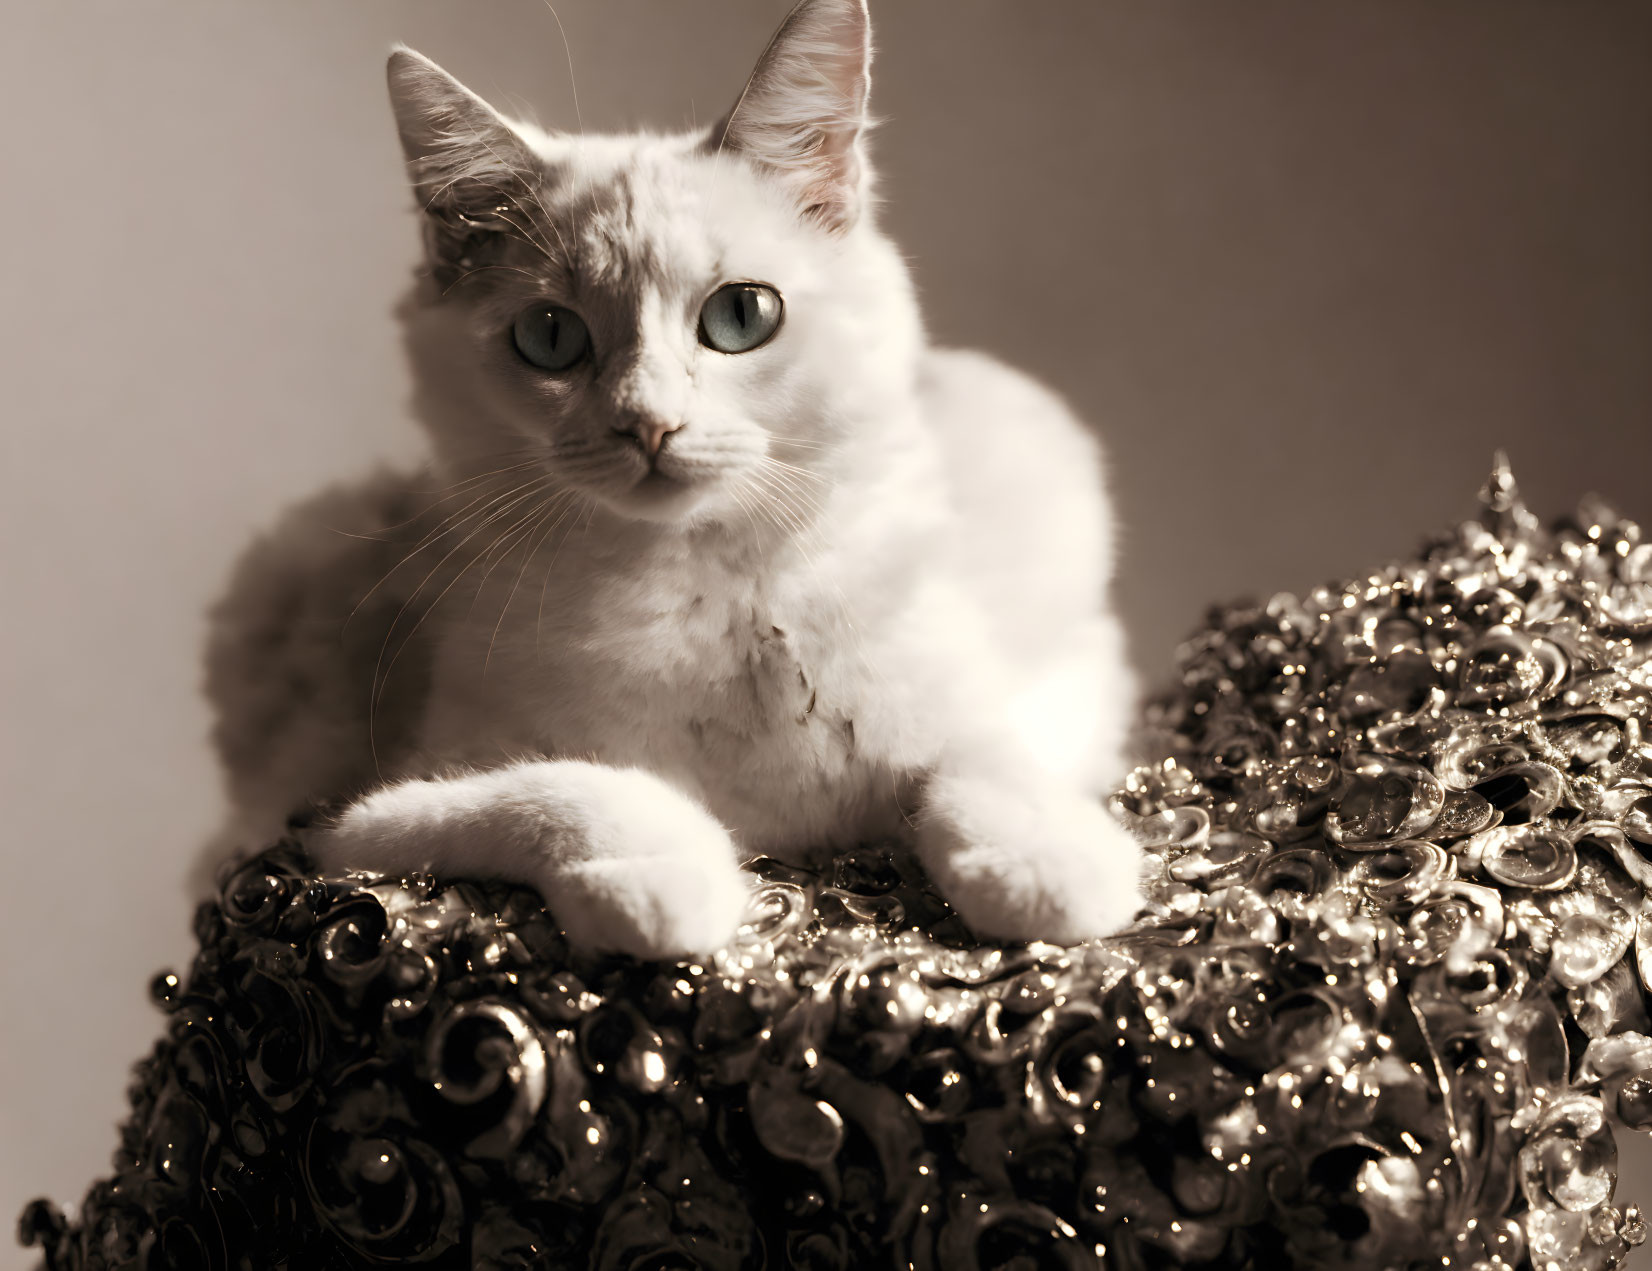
left=712, top=0, right=872, bottom=233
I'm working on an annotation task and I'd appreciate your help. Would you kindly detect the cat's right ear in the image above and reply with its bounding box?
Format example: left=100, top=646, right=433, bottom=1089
left=386, top=47, right=539, bottom=259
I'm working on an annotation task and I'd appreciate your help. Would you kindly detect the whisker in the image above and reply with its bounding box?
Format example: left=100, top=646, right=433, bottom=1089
left=756, top=464, right=830, bottom=517
left=541, top=2, right=585, bottom=136
left=492, top=206, right=564, bottom=268
left=486, top=494, right=575, bottom=673
left=534, top=494, right=591, bottom=656
left=473, top=487, right=576, bottom=605
left=762, top=477, right=835, bottom=542
left=346, top=484, right=530, bottom=633
left=463, top=498, right=560, bottom=623
left=424, top=446, right=557, bottom=484
left=424, top=155, right=567, bottom=267
left=749, top=466, right=825, bottom=529
left=479, top=156, right=575, bottom=266
left=411, top=456, right=545, bottom=498
left=537, top=495, right=602, bottom=665
left=761, top=455, right=828, bottom=482
left=725, top=481, right=768, bottom=545
left=347, top=473, right=553, bottom=630
left=409, top=471, right=556, bottom=552
left=333, top=459, right=543, bottom=544
left=441, top=263, right=547, bottom=297
left=369, top=479, right=553, bottom=712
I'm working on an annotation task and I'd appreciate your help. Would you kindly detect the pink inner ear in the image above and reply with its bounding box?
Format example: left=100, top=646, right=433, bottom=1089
left=801, top=147, right=861, bottom=228
left=716, top=0, right=872, bottom=231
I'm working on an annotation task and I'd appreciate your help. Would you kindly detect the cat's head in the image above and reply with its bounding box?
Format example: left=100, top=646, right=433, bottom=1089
left=390, top=0, right=921, bottom=528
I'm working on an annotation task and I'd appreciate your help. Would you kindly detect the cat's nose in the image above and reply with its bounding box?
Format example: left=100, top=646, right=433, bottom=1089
left=614, top=416, right=681, bottom=460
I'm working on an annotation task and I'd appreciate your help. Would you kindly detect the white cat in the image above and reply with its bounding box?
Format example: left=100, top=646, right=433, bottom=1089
left=207, top=0, right=1143, bottom=959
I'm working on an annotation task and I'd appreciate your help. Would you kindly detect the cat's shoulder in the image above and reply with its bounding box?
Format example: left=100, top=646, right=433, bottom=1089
left=918, top=347, right=1102, bottom=461
left=919, top=345, right=1055, bottom=399
left=918, top=346, right=1105, bottom=481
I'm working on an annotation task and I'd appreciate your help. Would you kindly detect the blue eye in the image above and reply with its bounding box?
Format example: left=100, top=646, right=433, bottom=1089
left=512, top=304, right=590, bottom=371
left=699, top=283, right=783, bottom=354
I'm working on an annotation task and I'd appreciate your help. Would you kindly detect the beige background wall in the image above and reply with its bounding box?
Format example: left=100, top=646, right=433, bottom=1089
left=2, top=1, right=1649, bottom=1249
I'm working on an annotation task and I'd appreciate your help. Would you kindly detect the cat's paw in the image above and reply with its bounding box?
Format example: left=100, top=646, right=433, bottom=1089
left=549, top=805, right=752, bottom=962
left=916, top=775, right=1145, bottom=943
left=310, top=761, right=751, bottom=961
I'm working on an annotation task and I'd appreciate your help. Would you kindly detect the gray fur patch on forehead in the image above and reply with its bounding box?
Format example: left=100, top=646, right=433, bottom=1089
left=524, top=137, right=734, bottom=293
left=561, top=167, right=668, bottom=291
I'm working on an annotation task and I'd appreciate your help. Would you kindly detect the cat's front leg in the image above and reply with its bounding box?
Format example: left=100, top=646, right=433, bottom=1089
left=915, top=744, right=1146, bottom=944
left=310, top=760, right=751, bottom=959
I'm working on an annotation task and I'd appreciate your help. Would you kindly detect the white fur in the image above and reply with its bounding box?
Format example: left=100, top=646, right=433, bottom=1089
left=208, top=0, right=1144, bottom=958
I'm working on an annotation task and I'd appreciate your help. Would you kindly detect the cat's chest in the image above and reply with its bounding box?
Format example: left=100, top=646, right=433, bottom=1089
left=433, top=558, right=873, bottom=772
left=577, top=578, right=856, bottom=752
